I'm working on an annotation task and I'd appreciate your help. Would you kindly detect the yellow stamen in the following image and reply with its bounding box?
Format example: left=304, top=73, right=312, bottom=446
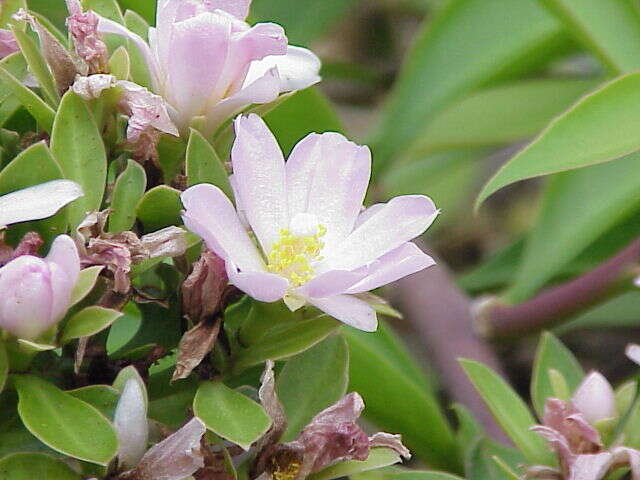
left=267, top=225, right=326, bottom=287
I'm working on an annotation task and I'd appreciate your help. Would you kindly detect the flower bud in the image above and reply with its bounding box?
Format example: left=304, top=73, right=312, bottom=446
left=0, top=235, right=80, bottom=340
left=572, top=371, right=617, bottom=424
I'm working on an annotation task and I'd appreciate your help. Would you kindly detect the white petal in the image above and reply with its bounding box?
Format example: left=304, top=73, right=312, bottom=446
left=308, top=294, right=377, bottom=332
left=245, top=45, right=321, bottom=93
left=114, top=378, right=149, bottom=469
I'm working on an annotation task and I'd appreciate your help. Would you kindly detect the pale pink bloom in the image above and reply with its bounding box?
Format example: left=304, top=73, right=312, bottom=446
left=95, top=0, right=321, bottom=133
left=0, top=179, right=83, bottom=228
left=65, top=0, right=109, bottom=74
left=0, top=29, right=19, bottom=59
left=627, top=343, right=640, bottom=365
left=181, top=115, right=437, bottom=331
left=571, top=372, right=616, bottom=424
left=0, top=235, right=80, bottom=340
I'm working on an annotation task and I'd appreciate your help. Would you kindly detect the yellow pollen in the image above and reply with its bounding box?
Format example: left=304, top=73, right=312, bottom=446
left=267, top=225, right=326, bottom=287
left=272, top=462, right=300, bottom=480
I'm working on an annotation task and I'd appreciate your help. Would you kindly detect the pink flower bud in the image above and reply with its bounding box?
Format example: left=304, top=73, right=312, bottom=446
left=0, top=235, right=80, bottom=340
left=572, top=372, right=617, bottom=424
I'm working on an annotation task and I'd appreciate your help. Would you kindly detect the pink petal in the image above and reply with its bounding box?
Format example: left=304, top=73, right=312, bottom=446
left=225, top=258, right=288, bottom=303
left=627, top=344, right=640, bottom=365
left=231, top=114, right=288, bottom=252
left=0, top=29, right=18, bottom=59
left=245, top=45, right=321, bottom=93
left=0, top=180, right=83, bottom=227
left=346, top=242, right=435, bottom=294
left=325, top=196, right=438, bottom=272
left=308, top=295, right=377, bottom=331
left=569, top=453, right=612, bottom=480
left=286, top=132, right=371, bottom=250
left=45, top=235, right=80, bottom=321
left=209, top=0, right=252, bottom=19
left=295, top=269, right=370, bottom=299
left=572, top=372, right=616, bottom=424
left=181, top=184, right=265, bottom=273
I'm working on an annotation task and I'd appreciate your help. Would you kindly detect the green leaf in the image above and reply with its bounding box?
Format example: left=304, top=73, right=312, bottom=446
left=60, top=306, right=123, bottom=343
left=1, top=0, right=27, bottom=28
left=363, top=471, right=464, bottom=480
left=119, top=0, right=156, bottom=25
left=251, top=0, right=354, bottom=45
left=0, top=338, right=7, bottom=394
left=0, top=453, right=81, bottom=480
left=108, top=45, right=131, bottom=81
left=186, top=128, right=233, bottom=199
left=478, top=73, right=640, bottom=207
left=108, top=160, right=146, bottom=232
left=13, top=375, right=118, bottom=465
left=83, top=0, right=124, bottom=22
left=460, top=359, right=553, bottom=465
left=557, top=291, right=640, bottom=333
left=136, top=185, right=182, bottom=232
left=193, top=381, right=272, bottom=450
left=531, top=332, right=584, bottom=418
left=0, top=141, right=67, bottom=244
left=70, top=266, right=104, bottom=307
left=466, top=438, right=526, bottom=480
left=505, top=153, right=640, bottom=302
left=113, top=365, right=148, bottom=407
left=232, top=316, right=340, bottom=373
left=538, top=0, right=640, bottom=74
left=0, top=65, right=55, bottom=133
left=50, top=91, right=107, bottom=229
left=308, top=448, right=402, bottom=480
left=11, top=26, right=59, bottom=107
left=277, top=334, right=349, bottom=441
left=412, top=78, right=598, bottom=154
left=369, top=0, right=570, bottom=170
left=123, top=10, right=153, bottom=89
left=345, top=326, right=458, bottom=471
left=68, top=385, right=120, bottom=418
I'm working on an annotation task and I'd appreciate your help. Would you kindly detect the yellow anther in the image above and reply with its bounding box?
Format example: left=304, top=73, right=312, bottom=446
left=267, top=226, right=326, bottom=287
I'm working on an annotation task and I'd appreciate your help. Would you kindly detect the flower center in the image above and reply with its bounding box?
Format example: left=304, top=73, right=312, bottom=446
left=266, top=224, right=326, bottom=287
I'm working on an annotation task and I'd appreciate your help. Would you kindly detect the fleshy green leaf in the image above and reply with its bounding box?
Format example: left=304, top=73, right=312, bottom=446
left=466, top=438, right=526, bottom=480
left=193, top=381, right=272, bottom=450
left=108, top=160, right=146, bottom=232
left=108, top=45, right=131, bottom=81
left=136, top=185, right=182, bottom=233
left=360, top=471, right=464, bottom=480
left=69, top=266, right=104, bottom=306
left=119, top=0, right=155, bottom=25
left=308, top=448, right=402, bottom=480
left=186, top=128, right=233, bottom=199
left=531, top=332, right=584, bottom=418
left=0, top=453, right=81, bottom=480
left=0, top=65, right=55, bottom=133
left=538, top=0, right=640, bottom=74
left=369, top=0, right=569, bottom=169
left=50, top=91, right=107, bottom=229
left=232, top=316, right=340, bottom=373
left=0, top=0, right=26, bottom=27
left=277, top=334, right=349, bottom=440
left=123, top=9, right=153, bottom=89
left=13, top=375, right=118, bottom=465
left=460, top=359, right=553, bottom=465
left=345, top=325, right=458, bottom=471
left=477, top=73, right=640, bottom=207
left=412, top=78, right=598, bottom=154
left=60, top=306, right=124, bottom=343
left=68, top=385, right=120, bottom=418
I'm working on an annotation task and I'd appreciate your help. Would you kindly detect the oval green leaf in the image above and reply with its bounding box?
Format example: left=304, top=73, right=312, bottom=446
left=69, top=265, right=104, bottom=306
left=136, top=185, right=182, bottom=233
left=0, top=65, right=55, bottom=133
left=186, top=128, right=233, bottom=199
left=68, top=385, right=120, bottom=418
left=308, top=448, right=401, bottom=480
left=108, top=45, right=131, bottom=81
left=13, top=375, right=118, bottom=465
left=60, top=306, right=123, bottom=343
left=193, top=381, right=272, bottom=450
left=108, top=159, right=147, bottom=232
left=0, top=453, right=81, bottom=480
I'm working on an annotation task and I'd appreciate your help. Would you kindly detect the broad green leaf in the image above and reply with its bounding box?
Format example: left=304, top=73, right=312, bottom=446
left=0, top=52, right=28, bottom=104
left=251, top=0, right=355, bottom=45
left=50, top=91, right=107, bottom=229
left=232, top=316, right=340, bottom=373
left=621, top=393, right=640, bottom=449
left=60, top=306, right=123, bottom=343
left=277, top=334, right=349, bottom=440
left=505, top=153, right=640, bottom=302
left=136, top=185, right=182, bottom=232
left=0, top=338, right=7, bottom=393
left=0, top=65, right=55, bottom=132
left=460, top=359, right=553, bottom=465
left=157, top=134, right=186, bottom=184
left=193, top=381, right=272, bottom=450
left=26, top=0, right=66, bottom=31
left=369, top=0, right=570, bottom=170
left=0, top=142, right=67, bottom=244
left=13, top=375, right=118, bottom=465
left=120, top=0, right=156, bottom=25
left=186, top=128, right=233, bottom=199
left=538, top=0, right=640, bottom=74
left=0, top=453, right=81, bottom=480
left=308, top=448, right=401, bottom=480
left=70, top=266, right=104, bottom=306
left=345, top=327, right=458, bottom=471
left=466, top=438, right=526, bottom=480
left=11, top=26, right=59, bottom=107
left=123, top=10, right=153, bottom=89
left=108, top=160, right=146, bottom=232
left=531, top=332, right=584, bottom=418
left=68, top=385, right=120, bottom=418
left=412, top=78, right=598, bottom=154
left=108, top=45, right=131, bottom=80
left=83, top=0, right=124, bottom=22
left=478, top=73, right=640, bottom=207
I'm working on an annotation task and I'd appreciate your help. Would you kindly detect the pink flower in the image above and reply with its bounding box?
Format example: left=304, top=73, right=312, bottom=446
left=181, top=115, right=437, bottom=331
left=0, top=29, right=18, bottom=59
left=65, top=0, right=109, bottom=74
left=0, top=235, right=80, bottom=340
left=95, top=0, right=321, bottom=133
